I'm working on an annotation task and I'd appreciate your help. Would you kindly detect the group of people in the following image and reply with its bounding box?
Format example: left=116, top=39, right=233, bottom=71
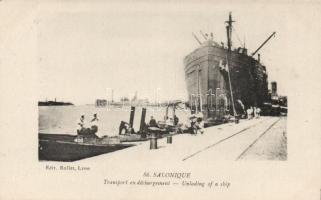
left=148, top=114, right=204, bottom=135
left=246, top=107, right=261, bottom=119
left=189, top=114, right=204, bottom=135
left=78, top=112, right=205, bottom=136
left=148, top=115, right=180, bottom=128
left=77, top=107, right=261, bottom=137
left=118, top=121, right=135, bottom=135
left=77, top=114, right=99, bottom=136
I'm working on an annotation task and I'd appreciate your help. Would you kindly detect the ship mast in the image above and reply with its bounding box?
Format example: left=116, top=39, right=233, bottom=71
left=225, top=12, right=237, bottom=118
left=225, top=12, right=235, bottom=52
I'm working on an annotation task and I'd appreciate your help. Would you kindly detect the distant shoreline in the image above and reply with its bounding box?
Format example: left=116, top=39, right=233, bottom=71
left=38, top=101, right=74, bottom=106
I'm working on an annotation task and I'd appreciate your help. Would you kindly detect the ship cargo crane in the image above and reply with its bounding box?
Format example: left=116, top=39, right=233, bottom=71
left=192, top=32, right=202, bottom=45
left=251, top=32, right=276, bottom=56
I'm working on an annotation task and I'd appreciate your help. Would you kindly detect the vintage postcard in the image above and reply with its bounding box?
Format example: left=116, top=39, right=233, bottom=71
left=0, top=1, right=320, bottom=200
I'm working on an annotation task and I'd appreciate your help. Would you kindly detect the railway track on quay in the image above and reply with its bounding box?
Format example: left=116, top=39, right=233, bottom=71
left=182, top=117, right=283, bottom=161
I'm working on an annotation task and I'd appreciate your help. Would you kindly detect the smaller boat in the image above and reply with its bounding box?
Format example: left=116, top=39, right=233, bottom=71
left=39, top=133, right=134, bottom=162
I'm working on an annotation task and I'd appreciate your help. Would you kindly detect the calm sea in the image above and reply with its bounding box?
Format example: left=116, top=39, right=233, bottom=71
left=39, top=105, right=191, bottom=137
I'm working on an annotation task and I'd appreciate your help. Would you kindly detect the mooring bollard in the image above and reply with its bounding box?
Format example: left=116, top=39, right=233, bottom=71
left=235, top=116, right=240, bottom=124
left=150, top=132, right=157, bottom=149
left=167, top=135, right=172, bottom=144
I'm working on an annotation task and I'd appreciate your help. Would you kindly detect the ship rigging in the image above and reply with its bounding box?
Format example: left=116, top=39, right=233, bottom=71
left=184, top=12, right=276, bottom=122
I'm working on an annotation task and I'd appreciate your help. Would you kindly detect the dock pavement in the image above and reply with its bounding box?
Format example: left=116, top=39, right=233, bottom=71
left=78, top=116, right=287, bottom=164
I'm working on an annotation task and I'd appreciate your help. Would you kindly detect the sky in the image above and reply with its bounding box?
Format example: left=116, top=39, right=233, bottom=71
left=36, top=2, right=306, bottom=105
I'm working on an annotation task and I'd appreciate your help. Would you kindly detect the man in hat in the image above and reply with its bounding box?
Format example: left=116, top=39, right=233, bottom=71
left=77, top=115, right=86, bottom=135
left=119, top=121, right=129, bottom=135
left=90, top=113, right=99, bottom=134
left=149, top=116, right=158, bottom=128
left=174, top=115, right=179, bottom=126
left=189, top=114, right=197, bottom=134
left=196, top=117, right=204, bottom=134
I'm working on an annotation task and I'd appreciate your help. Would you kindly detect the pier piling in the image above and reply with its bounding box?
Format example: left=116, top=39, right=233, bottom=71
left=129, top=106, right=135, bottom=128
left=139, top=108, right=147, bottom=132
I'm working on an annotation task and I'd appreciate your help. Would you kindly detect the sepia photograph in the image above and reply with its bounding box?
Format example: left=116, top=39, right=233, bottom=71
left=38, top=9, right=287, bottom=162
left=0, top=1, right=320, bottom=200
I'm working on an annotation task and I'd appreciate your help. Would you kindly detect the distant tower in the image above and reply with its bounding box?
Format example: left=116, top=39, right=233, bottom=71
left=107, top=88, right=114, bottom=103
left=111, top=89, right=114, bottom=103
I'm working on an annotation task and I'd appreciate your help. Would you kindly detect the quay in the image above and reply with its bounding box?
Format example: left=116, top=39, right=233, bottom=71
left=77, top=116, right=287, bottom=163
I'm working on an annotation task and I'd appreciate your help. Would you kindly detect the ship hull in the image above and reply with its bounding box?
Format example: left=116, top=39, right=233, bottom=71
left=184, top=43, right=268, bottom=120
left=38, top=134, right=133, bottom=161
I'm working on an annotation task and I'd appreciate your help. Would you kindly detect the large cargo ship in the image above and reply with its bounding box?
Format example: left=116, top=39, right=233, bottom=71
left=184, top=13, right=274, bottom=121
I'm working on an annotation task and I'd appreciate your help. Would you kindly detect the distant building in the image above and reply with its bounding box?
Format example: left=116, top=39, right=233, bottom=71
left=95, top=99, right=107, bottom=107
left=132, top=98, right=149, bottom=106
left=120, top=97, right=129, bottom=102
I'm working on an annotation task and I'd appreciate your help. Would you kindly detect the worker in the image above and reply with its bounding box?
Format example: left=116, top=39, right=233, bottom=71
left=189, top=115, right=197, bottom=135
left=119, top=121, right=129, bottom=135
left=174, top=115, right=179, bottom=126
left=90, top=113, right=99, bottom=134
left=164, top=116, right=170, bottom=124
left=236, top=99, right=246, bottom=118
left=149, top=116, right=158, bottom=128
left=196, top=117, right=204, bottom=134
left=247, top=107, right=253, bottom=119
left=256, top=107, right=261, bottom=118
left=253, top=106, right=256, bottom=118
left=77, top=115, right=88, bottom=135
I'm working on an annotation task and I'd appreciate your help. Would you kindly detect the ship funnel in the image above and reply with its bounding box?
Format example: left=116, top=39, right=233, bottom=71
left=258, top=54, right=261, bottom=62
left=271, top=81, right=277, bottom=96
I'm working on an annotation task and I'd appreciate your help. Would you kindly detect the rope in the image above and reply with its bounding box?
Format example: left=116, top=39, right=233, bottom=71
left=232, top=26, right=243, bottom=47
